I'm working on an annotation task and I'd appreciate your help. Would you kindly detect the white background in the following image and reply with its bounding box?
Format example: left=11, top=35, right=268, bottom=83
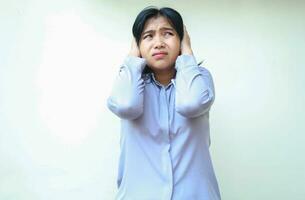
left=1, top=0, right=305, bottom=199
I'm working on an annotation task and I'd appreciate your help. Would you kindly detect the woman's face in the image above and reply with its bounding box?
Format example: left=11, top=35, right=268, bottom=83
left=139, top=15, right=181, bottom=72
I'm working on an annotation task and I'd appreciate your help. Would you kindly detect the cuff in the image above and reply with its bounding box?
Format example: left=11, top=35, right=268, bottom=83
left=124, top=56, right=147, bottom=73
left=175, top=54, right=198, bottom=71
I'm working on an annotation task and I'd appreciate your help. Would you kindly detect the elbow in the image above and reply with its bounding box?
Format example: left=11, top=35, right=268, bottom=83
left=116, top=103, right=143, bottom=120
left=107, top=98, right=143, bottom=120
left=175, top=93, right=214, bottom=118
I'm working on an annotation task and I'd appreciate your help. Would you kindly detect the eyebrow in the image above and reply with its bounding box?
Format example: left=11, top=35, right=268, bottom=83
left=142, top=27, right=175, bottom=35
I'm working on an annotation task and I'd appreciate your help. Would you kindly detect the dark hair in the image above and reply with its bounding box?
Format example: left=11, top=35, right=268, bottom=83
left=132, top=6, right=202, bottom=74
left=132, top=6, right=184, bottom=46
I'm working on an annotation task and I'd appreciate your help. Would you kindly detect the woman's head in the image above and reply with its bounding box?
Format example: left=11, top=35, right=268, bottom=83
left=132, top=6, right=184, bottom=73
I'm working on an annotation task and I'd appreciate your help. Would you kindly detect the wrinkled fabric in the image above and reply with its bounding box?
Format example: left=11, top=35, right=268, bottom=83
left=107, top=54, right=221, bottom=200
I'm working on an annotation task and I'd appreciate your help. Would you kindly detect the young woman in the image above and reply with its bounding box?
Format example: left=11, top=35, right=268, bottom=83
left=107, top=6, right=221, bottom=200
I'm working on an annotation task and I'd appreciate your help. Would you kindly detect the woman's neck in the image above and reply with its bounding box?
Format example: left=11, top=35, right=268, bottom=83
left=153, top=68, right=176, bottom=86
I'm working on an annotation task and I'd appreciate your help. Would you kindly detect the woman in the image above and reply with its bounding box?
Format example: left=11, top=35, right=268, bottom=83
left=107, top=6, right=221, bottom=200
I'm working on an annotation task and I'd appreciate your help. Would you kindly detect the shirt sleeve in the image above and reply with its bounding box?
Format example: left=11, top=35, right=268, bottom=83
left=107, top=56, right=146, bottom=120
left=174, top=54, right=215, bottom=118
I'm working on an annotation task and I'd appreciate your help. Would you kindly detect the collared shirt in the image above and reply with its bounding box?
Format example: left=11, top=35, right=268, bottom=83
left=107, top=54, right=221, bottom=200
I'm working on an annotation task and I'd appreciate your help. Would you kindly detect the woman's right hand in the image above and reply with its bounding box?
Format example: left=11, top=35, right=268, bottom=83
left=128, top=37, right=141, bottom=57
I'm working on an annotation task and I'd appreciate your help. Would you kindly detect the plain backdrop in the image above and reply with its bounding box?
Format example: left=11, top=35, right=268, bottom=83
left=1, top=0, right=305, bottom=199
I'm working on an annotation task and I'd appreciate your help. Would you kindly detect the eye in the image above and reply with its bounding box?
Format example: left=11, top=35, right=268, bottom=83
left=164, top=32, right=173, bottom=36
left=143, top=34, right=152, bottom=39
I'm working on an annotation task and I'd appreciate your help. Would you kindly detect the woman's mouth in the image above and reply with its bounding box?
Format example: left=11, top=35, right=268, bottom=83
left=153, top=52, right=167, bottom=59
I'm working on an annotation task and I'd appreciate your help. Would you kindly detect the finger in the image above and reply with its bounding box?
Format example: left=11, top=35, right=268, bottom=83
left=183, top=25, right=188, bottom=36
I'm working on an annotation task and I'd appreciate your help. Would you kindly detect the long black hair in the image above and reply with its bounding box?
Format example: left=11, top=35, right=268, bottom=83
left=132, top=6, right=202, bottom=74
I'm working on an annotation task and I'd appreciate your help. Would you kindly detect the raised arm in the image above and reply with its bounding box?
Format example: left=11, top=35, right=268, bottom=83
left=174, top=25, right=215, bottom=118
left=107, top=38, right=146, bottom=120
left=174, top=55, right=215, bottom=118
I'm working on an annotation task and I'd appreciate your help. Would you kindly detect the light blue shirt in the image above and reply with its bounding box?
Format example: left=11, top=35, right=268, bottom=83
left=107, top=54, right=221, bottom=200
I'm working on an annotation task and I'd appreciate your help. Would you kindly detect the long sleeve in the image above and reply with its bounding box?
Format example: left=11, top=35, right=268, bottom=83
left=174, top=54, right=215, bottom=118
left=107, top=56, right=146, bottom=120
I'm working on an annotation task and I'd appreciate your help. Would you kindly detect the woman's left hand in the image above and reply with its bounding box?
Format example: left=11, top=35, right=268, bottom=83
left=181, top=25, right=193, bottom=55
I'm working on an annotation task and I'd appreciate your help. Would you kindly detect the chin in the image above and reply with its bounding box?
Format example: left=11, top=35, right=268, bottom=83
left=148, top=61, right=174, bottom=71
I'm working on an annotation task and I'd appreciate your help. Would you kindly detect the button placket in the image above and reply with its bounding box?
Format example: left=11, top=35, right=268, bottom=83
left=159, top=87, right=174, bottom=200
left=159, top=87, right=169, bottom=138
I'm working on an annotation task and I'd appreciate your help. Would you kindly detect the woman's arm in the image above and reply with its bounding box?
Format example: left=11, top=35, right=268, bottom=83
left=174, top=55, right=215, bottom=118
left=107, top=56, right=146, bottom=120
left=107, top=38, right=146, bottom=120
left=174, top=25, right=215, bottom=118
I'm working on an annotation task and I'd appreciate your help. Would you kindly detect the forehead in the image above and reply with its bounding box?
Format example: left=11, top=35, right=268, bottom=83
left=142, top=15, right=174, bottom=31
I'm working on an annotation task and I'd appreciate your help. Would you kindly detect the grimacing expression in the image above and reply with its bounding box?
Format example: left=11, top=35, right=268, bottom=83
left=139, top=15, right=181, bottom=72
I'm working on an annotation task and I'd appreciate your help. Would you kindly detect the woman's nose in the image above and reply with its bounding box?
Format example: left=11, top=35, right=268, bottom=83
left=154, top=36, right=165, bottom=48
